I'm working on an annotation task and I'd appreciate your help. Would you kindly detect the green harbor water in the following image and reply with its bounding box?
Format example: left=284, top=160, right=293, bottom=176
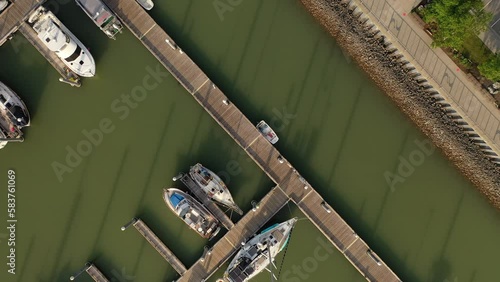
left=0, top=0, right=499, bottom=281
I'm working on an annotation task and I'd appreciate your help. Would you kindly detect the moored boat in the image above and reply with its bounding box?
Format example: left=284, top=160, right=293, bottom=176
left=75, top=0, right=123, bottom=39
left=0, top=127, right=22, bottom=149
left=0, top=0, right=9, bottom=12
left=224, top=218, right=298, bottom=282
left=163, top=188, right=221, bottom=239
left=28, top=6, right=96, bottom=77
left=256, top=120, right=279, bottom=144
left=189, top=163, right=243, bottom=215
left=135, top=0, right=153, bottom=10
left=0, top=81, right=30, bottom=129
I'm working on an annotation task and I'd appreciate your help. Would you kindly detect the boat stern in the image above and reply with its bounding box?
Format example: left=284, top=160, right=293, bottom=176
left=209, top=225, right=221, bottom=241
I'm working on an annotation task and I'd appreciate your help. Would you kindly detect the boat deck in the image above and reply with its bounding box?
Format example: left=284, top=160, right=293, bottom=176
left=132, top=218, right=187, bottom=275
left=102, top=0, right=402, bottom=281
left=178, top=174, right=235, bottom=230
left=0, top=0, right=44, bottom=46
left=18, top=24, right=81, bottom=84
left=86, top=263, right=109, bottom=282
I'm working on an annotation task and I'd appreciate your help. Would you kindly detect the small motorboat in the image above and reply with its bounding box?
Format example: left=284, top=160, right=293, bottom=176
left=135, top=0, right=153, bottom=10
left=75, top=0, right=123, bottom=39
left=257, top=120, right=279, bottom=144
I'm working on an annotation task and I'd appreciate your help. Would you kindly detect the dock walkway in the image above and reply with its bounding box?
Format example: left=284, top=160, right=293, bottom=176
left=132, top=218, right=187, bottom=275
left=103, top=0, right=401, bottom=281
left=0, top=0, right=44, bottom=46
left=177, top=174, right=234, bottom=230
left=17, top=24, right=81, bottom=85
left=86, top=263, right=109, bottom=282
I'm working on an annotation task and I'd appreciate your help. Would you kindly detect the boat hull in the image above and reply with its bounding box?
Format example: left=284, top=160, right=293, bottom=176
left=189, top=163, right=243, bottom=214
left=0, top=81, right=30, bottom=129
left=135, top=0, right=153, bottom=10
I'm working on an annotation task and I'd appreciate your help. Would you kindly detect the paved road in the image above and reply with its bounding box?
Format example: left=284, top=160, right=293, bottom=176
left=354, top=0, right=500, bottom=156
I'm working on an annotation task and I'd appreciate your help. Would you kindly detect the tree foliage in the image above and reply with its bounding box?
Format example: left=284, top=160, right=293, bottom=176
left=423, top=0, right=492, bottom=49
left=478, top=54, right=500, bottom=82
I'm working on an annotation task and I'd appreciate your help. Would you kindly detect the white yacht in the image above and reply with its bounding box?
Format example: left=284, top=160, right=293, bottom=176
left=224, top=218, right=298, bottom=282
left=135, top=0, right=153, bottom=10
left=189, top=163, right=243, bottom=215
left=28, top=6, right=96, bottom=77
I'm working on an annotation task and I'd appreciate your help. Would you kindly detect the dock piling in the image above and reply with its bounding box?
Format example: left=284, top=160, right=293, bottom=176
left=200, top=246, right=211, bottom=262
left=172, top=173, right=183, bottom=181
left=69, top=264, right=87, bottom=280
left=70, top=262, right=109, bottom=282
left=251, top=200, right=260, bottom=212
left=120, top=217, right=138, bottom=231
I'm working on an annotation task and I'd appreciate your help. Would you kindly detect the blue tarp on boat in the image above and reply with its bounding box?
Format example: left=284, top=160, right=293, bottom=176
left=170, top=193, right=185, bottom=207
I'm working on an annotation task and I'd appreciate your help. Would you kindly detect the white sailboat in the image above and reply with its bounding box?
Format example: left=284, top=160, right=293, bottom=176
left=28, top=6, right=96, bottom=77
left=189, top=163, right=243, bottom=215
left=224, top=218, right=298, bottom=282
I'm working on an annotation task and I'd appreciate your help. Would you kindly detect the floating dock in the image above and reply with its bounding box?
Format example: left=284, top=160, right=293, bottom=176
left=122, top=218, right=187, bottom=275
left=175, top=173, right=234, bottom=230
left=102, top=0, right=402, bottom=280
left=70, top=262, right=109, bottom=282
left=0, top=0, right=44, bottom=46
left=86, top=263, right=109, bottom=282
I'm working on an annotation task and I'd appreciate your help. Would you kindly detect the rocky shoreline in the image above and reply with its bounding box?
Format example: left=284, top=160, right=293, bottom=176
left=300, top=0, right=500, bottom=208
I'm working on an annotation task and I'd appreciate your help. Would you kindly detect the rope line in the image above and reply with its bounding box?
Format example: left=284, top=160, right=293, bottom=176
left=276, top=226, right=295, bottom=280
